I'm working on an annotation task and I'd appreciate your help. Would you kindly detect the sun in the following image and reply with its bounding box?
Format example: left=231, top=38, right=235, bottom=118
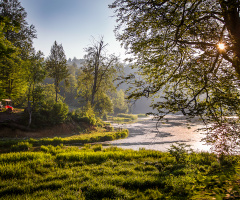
left=218, top=43, right=225, bottom=50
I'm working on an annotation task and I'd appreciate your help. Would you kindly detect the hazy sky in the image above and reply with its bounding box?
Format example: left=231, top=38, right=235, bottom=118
left=20, top=0, right=126, bottom=60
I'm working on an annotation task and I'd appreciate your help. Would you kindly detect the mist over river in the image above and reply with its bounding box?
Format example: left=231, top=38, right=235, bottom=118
left=105, top=115, right=212, bottom=152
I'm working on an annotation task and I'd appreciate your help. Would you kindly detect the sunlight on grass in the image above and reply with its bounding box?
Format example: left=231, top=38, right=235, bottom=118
left=0, top=144, right=239, bottom=199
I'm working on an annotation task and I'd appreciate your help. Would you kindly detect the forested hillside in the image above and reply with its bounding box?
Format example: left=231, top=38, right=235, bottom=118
left=0, top=0, right=133, bottom=130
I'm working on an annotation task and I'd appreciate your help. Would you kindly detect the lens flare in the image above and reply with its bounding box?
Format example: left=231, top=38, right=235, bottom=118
left=218, top=43, right=225, bottom=50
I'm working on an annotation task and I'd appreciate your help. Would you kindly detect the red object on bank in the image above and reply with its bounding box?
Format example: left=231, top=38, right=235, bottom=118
left=5, top=105, right=13, bottom=111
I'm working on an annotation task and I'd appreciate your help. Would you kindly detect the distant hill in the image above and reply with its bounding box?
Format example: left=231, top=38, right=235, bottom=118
left=67, top=58, right=84, bottom=68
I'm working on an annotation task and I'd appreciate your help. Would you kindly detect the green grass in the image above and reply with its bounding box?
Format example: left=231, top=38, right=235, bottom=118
left=110, top=113, right=138, bottom=123
left=137, top=113, right=147, bottom=117
left=0, top=129, right=129, bottom=152
left=0, top=144, right=239, bottom=199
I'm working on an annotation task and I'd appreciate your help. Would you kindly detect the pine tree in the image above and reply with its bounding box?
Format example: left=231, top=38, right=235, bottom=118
left=46, top=41, right=69, bottom=102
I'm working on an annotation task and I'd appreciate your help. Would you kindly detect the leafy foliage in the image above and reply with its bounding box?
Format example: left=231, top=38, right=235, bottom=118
left=77, top=37, right=122, bottom=115
left=31, top=100, right=69, bottom=127
left=26, top=50, right=46, bottom=104
left=0, top=18, right=26, bottom=101
left=0, top=0, right=36, bottom=58
left=21, top=83, right=69, bottom=127
left=71, top=103, right=97, bottom=125
left=110, top=0, right=240, bottom=155
left=0, top=0, right=36, bottom=101
left=111, top=89, right=129, bottom=114
left=168, top=143, right=193, bottom=164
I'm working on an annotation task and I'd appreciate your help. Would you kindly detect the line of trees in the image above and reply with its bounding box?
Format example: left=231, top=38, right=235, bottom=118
left=0, top=0, right=129, bottom=127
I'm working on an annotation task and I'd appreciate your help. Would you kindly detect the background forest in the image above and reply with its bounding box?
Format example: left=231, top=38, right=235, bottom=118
left=0, top=0, right=135, bottom=128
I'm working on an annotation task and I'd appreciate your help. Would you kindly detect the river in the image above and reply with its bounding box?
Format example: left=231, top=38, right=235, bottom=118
left=104, top=115, right=212, bottom=152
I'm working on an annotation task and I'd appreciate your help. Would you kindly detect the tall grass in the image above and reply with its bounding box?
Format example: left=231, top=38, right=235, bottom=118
left=137, top=113, right=147, bottom=117
left=116, top=113, right=138, bottom=120
left=110, top=113, right=138, bottom=123
left=0, top=144, right=239, bottom=199
left=0, top=129, right=129, bottom=151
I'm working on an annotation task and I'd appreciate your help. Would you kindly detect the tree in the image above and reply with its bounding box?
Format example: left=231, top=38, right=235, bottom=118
left=46, top=41, right=69, bottom=102
left=27, top=50, right=46, bottom=104
left=0, top=17, right=19, bottom=100
left=25, top=84, right=69, bottom=127
left=77, top=37, right=122, bottom=115
left=0, top=17, right=28, bottom=102
left=0, top=0, right=36, bottom=60
left=111, top=89, right=129, bottom=114
left=0, top=0, right=36, bottom=102
left=25, top=50, right=45, bottom=127
left=110, top=0, right=240, bottom=155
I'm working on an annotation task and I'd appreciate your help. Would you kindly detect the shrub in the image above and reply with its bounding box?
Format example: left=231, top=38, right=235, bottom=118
left=50, top=101, right=69, bottom=124
left=26, top=100, right=69, bottom=127
left=71, top=104, right=97, bottom=125
left=168, top=143, right=193, bottom=164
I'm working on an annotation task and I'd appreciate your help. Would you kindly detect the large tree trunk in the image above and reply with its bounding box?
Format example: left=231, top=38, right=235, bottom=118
left=91, top=39, right=104, bottom=106
left=91, top=67, right=98, bottom=106
left=55, top=80, right=58, bottom=103
left=220, top=0, right=240, bottom=77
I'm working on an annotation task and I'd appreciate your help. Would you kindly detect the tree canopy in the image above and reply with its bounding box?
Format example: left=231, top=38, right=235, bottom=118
left=0, top=0, right=36, bottom=101
left=110, top=0, right=240, bottom=154
left=77, top=37, right=122, bottom=115
left=0, top=0, right=36, bottom=59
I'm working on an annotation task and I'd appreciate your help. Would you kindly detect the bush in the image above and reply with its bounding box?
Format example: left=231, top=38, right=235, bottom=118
left=71, top=104, right=97, bottom=125
left=24, top=100, right=69, bottom=127
left=50, top=101, right=69, bottom=123
left=168, top=143, right=193, bottom=164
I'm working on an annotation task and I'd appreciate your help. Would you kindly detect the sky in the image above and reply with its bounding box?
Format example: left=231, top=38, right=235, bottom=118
left=19, top=0, right=126, bottom=60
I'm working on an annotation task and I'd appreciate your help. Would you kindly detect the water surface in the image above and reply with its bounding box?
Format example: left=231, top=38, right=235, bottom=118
left=105, top=115, right=211, bottom=152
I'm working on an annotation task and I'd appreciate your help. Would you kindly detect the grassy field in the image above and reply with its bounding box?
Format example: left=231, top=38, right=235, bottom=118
left=0, top=129, right=129, bottom=152
left=0, top=143, right=239, bottom=199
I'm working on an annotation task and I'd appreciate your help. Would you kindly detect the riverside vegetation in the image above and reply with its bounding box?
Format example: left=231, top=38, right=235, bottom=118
left=108, top=113, right=145, bottom=123
left=0, top=143, right=239, bottom=199
left=1, top=1, right=240, bottom=199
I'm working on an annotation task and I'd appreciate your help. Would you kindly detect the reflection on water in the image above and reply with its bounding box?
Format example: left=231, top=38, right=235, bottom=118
left=105, top=115, right=212, bottom=152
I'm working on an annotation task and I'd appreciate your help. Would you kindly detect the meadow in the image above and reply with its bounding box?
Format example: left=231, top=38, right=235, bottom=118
left=0, top=142, right=239, bottom=199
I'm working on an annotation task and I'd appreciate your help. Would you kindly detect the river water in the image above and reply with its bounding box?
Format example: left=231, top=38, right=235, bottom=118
left=104, top=115, right=212, bottom=152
